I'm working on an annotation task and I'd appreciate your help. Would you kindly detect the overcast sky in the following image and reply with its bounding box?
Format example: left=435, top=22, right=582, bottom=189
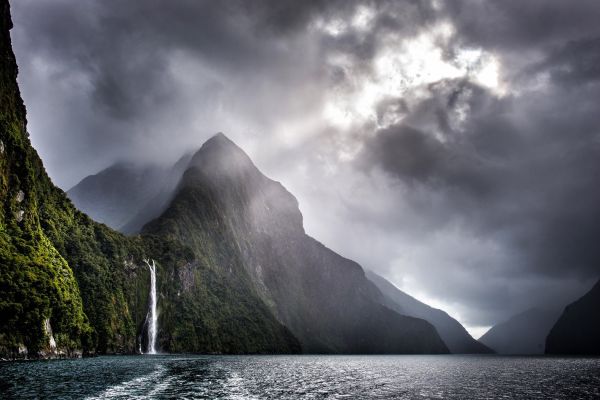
left=10, top=0, right=600, bottom=337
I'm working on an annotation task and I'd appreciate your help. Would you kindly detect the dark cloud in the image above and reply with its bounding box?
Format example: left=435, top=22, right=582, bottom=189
left=364, top=81, right=506, bottom=196
left=539, top=37, right=600, bottom=86
left=9, top=0, right=600, bottom=331
left=366, top=125, right=445, bottom=183
left=360, top=72, right=600, bottom=324
left=250, top=0, right=342, bottom=34
left=11, top=0, right=350, bottom=184
left=443, top=0, right=600, bottom=52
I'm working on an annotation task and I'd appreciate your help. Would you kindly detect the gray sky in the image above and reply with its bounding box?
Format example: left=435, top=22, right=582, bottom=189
left=10, top=0, right=600, bottom=337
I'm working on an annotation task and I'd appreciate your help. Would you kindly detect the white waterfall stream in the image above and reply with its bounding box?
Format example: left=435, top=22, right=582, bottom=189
left=144, top=259, right=158, bottom=354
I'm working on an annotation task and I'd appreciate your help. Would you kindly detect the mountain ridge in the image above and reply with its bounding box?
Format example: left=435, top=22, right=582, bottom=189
left=479, top=307, right=561, bottom=354
left=67, top=152, right=193, bottom=234
left=365, top=270, right=493, bottom=354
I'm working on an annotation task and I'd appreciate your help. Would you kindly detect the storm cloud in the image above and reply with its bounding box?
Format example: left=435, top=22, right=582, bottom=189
left=10, top=0, right=600, bottom=335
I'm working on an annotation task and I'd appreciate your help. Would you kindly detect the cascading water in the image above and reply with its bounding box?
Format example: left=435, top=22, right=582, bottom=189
left=144, top=259, right=158, bottom=354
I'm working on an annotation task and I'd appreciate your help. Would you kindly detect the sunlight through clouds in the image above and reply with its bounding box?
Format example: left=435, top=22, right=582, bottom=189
left=321, top=21, right=505, bottom=131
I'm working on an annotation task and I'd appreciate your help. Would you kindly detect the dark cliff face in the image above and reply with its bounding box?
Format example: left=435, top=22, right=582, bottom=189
left=366, top=270, right=493, bottom=354
left=546, top=279, right=600, bottom=355
left=144, top=133, right=449, bottom=354
left=479, top=308, right=561, bottom=355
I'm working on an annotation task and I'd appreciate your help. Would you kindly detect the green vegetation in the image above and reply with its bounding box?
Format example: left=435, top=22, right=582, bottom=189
left=0, top=0, right=91, bottom=356
left=0, top=1, right=299, bottom=358
left=0, top=0, right=444, bottom=357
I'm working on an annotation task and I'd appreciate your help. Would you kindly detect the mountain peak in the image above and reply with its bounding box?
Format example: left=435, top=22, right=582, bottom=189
left=187, top=132, right=258, bottom=181
left=202, top=131, right=237, bottom=150
left=210, top=131, right=229, bottom=141
left=179, top=132, right=305, bottom=231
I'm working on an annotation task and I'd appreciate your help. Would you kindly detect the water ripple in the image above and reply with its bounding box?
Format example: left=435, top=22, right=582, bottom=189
left=1, top=355, right=599, bottom=399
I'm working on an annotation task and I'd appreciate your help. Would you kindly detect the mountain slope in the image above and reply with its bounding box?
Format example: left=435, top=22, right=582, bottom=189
left=366, top=270, right=492, bottom=354
left=67, top=153, right=192, bottom=234
left=144, top=133, right=449, bottom=354
left=0, top=1, right=299, bottom=358
left=545, top=279, right=600, bottom=355
left=479, top=308, right=560, bottom=354
left=0, top=0, right=93, bottom=357
left=0, top=0, right=446, bottom=356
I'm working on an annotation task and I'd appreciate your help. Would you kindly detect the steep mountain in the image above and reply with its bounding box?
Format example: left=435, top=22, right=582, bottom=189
left=143, top=133, right=449, bottom=354
left=546, top=279, right=600, bottom=355
left=67, top=153, right=192, bottom=234
left=0, top=1, right=299, bottom=358
left=1, top=0, right=94, bottom=356
left=0, top=1, right=446, bottom=357
left=479, top=308, right=561, bottom=354
left=366, top=270, right=492, bottom=354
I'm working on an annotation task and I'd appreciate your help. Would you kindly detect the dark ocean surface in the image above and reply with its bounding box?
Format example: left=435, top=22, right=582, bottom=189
left=1, top=355, right=599, bottom=399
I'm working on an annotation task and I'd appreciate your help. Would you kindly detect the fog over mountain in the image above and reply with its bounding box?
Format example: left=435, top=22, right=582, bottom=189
left=67, top=153, right=192, bottom=233
left=10, top=0, right=600, bottom=335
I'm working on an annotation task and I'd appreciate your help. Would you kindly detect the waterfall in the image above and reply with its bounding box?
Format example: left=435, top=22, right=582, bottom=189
left=144, top=259, right=158, bottom=354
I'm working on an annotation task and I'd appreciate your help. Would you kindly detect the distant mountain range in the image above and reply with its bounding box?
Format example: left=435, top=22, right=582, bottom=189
left=366, top=270, right=493, bottom=354
left=477, top=280, right=600, bottom=355
left=479, top=308, right=561, bottom=354
left=67, top=154, right=192, bottom=234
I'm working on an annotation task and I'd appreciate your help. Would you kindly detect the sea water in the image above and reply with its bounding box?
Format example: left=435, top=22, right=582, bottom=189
left=0, top=355, right=599, bottom=399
